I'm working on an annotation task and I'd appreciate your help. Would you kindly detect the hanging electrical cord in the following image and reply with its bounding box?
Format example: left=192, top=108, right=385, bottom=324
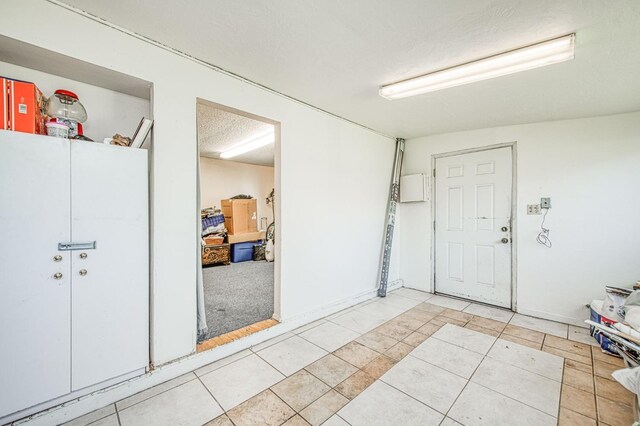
left=536, top=208, right=552, bottom=248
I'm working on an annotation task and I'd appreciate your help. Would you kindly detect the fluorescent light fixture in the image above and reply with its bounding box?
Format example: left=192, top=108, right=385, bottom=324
left=220, top=131, right=274, bottom=159
left=379, top=34, right=575, bottom=100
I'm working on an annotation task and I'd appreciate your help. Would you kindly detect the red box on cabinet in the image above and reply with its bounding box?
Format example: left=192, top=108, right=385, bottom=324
left=0, top=78, right=7, bottom=131
left=4, top=78, right=47, bottom=135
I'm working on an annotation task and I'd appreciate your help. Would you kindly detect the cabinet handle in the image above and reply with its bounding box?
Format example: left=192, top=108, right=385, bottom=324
left=54, top=272, right=63, bottom=280
left=53, top=255, right=63, bottom=262
left=79, top=269, right=88, bottom=276
left=79, top=253, right=88, bottom=259
left=58, top=241, right=96, bottom=251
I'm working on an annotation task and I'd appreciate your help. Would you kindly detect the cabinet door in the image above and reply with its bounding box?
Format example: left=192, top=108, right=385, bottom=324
left=70, top=142, right=149, bottom=391
left=0, top=132, right=71, bottom=417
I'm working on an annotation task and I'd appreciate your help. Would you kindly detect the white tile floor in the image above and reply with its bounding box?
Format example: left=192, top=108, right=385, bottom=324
left=486, top=339, right=563, bottom=381
left=335, top=323, right=563, bottom=424
left=199, top=353, right=284, bottom=410
left=60, top=289, right=601, bottom=426
left=299, top=322, right=360, bottom=352
left=338, top=381, right=443, bottom=426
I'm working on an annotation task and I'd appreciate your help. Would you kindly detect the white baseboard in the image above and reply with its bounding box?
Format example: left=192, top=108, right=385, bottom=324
left=14, top=280, right=403, bottom=425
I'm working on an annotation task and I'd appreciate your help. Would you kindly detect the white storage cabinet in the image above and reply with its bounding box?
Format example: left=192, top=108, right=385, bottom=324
left=0, top=131, right=149, bottom=418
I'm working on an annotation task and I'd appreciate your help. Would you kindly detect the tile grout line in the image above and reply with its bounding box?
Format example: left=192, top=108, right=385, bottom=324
left=441, top=330, right=501, bottom=421
left=194, top=374, right=230, bottom=425
left=485, top=339, right=566, bottom=383
left=556, top=327, right=564, bottom=423
left=113, top=375, right=199, bottom=414
left=335, top=413, right=353, bottom=426
left=557, top=352, right=565, bottom=421
left=81, top=404, right=119, bottom=426
left=467, top=334, right=564, bottom=418
left=469, top=381, right=560, bottom=420
left=590, top=344, right=599, bottom=423
left=249, top=333, right=295, bottom=354
left=114, top=403, right=122, bottom=426
left=265, top=388, right=299, bottom=425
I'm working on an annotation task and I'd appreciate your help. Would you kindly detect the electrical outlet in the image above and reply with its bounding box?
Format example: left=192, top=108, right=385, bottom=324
left=527, top=204, right=541, bottom=215
left=541, top=197, right=551, bottom=209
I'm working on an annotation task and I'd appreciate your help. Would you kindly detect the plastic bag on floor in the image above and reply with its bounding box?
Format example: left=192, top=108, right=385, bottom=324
left=612, top=366, right=640, bottom=397
left=626, top=291, right=640, bottom=331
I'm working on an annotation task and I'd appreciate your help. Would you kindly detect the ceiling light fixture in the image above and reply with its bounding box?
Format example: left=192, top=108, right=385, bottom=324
left=379, top=34, right=575, bottom=100
left=220, top=131, right=275, bottom=159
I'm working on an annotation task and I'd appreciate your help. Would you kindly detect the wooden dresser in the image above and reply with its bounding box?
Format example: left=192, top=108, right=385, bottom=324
left=202, top=243, right=230, bottom=266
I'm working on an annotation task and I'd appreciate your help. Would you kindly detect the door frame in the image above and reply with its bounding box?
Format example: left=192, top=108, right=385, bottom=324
left=194, top=98, right=282, bottom=338
left=430, top=142, right=518, bottom=311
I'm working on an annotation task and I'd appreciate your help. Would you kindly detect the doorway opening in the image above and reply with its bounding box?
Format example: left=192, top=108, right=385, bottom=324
left=195, top=100, right=280, bottom=351
left=432, top=144, right=516, bottom=309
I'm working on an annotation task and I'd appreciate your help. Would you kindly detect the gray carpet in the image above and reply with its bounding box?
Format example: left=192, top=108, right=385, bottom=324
left=202, top=260, right=274, bottom=339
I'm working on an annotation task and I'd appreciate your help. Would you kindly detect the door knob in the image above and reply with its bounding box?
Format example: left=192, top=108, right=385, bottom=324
left=79, top=269, right=88, bottom=276
left=53, top=255, right=63, bottom=262
left=501, top=226, right=509, bottom=232
left=79, top=252, right=88, bottom=259
left=54, top=272, right=63, bottom=279
left=501, top=238, right=509, bottom=244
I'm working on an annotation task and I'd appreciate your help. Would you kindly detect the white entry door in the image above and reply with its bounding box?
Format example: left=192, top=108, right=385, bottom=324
left=434, top=147, right=512, bottom=308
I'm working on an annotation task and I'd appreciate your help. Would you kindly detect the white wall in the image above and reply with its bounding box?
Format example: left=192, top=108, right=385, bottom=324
left=399, top=111, right=640, bottom=325
left=1, top=0, right=395, bottom=366
left=199, top=157, right=275, bottom=228
left=0, top=61, right=149, bottom=143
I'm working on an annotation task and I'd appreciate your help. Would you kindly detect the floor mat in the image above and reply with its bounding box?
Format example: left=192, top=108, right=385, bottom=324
left=203, top=260, right=274, bottom=339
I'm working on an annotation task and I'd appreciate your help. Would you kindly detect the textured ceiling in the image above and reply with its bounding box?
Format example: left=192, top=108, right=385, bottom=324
left=197, top=103, right=275, bottom=166
left=59, top=0, right=640, bottom=138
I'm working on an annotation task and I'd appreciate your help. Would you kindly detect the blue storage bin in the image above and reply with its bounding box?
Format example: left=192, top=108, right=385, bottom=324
left=231, top=240, right=262, bottom=263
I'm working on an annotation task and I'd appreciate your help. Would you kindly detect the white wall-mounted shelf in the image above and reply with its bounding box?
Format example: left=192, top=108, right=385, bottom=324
left=0, top=35, right=152, bottom=100
left=0, top=35, right=153, bottom=145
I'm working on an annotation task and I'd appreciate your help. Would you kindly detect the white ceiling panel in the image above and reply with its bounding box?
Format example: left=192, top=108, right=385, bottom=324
left=197, top=103, right=275, bottom=166
left=60, top=0, right=640, bottom=138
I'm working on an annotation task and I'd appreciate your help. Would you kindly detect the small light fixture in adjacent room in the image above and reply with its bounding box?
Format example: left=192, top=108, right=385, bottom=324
left=220, top=131, right=275, bottom=159
left=379, top=34, right=575, bottom=100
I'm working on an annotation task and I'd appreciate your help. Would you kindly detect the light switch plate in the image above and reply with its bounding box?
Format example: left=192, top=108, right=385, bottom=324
left=527, top=204, right=541, bottom=215
left=541, top=197, right=551, bottom=209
